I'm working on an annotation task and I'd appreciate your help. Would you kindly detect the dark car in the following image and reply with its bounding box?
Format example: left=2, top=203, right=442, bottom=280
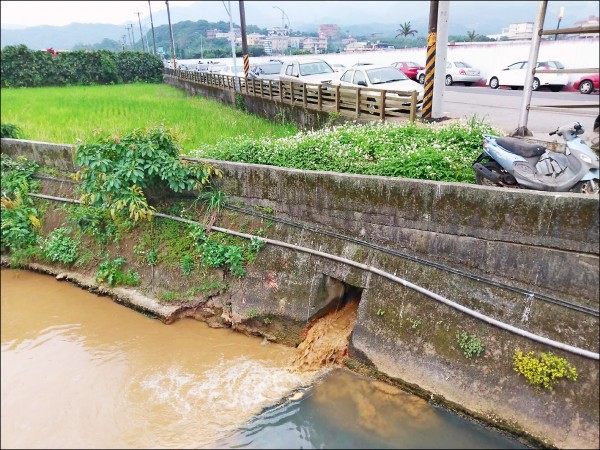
left=391, top=61, right=424, bottom=81
left=573, top=73, right=599, bottom=94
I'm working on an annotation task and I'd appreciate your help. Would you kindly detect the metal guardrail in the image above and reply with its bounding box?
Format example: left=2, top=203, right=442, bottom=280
left=531, top=24, right=600, bottom=114
left=164, top=68, right=419, bottom=123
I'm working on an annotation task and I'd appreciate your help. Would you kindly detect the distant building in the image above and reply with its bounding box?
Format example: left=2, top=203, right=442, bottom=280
left=247, top=33, right=266, bottom=46
left=268, top=26, right=289, bottom=37
left=288, top=36, right=303, bottom=49
left=344, top=41, right=375, bottom=52
left=263, top=38, right=272, bottom=56
left=269, top=35, right=290, bottom=55
left=302, top=35, right=328, bottom=54
left=574, top=15, right=599, bottom=38
left=487, top=22, right=534, bottom=40
left=318, top=24, right=340, bottom=38
left=206, top=29, right=220, bottom=39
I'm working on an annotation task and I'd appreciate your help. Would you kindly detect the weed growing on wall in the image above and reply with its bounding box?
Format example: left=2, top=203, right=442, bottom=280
left=192, top=119, right=498, bottom=183
left=96, top=257, right=141, bottom=287
left=513, top=350, right=578, bottom=391
left=42, top=227, right=79, bottom=265
left=456, top=331, right=485, bottom=359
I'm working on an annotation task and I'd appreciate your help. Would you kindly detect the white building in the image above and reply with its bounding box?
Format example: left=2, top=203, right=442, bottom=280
left=487, top=22, right=534, bottom=41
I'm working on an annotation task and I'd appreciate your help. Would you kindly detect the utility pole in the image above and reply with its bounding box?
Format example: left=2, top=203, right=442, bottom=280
left=130, top=23, right=137, bottom=50
left=125, top=26, right=132, bottom=49
left=223, top=1, right=239, bottom=88
left=239, top=0, right=250, bottom=78
left=148, top=0, right=157, bottom=55
left=136, top=12, right=146, bottom=53
left=166, top=0, right=176, bottom=68
left=432, top=1, right=449, bottom=119
left=421, top=0, right=439, bottom=120
left=121, top=34, right=127, bottom=51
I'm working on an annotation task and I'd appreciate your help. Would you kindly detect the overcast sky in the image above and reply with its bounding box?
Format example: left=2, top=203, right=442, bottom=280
left=0, top=1, right=196, bottom=27
left=1, top=0, right=598, bottom=29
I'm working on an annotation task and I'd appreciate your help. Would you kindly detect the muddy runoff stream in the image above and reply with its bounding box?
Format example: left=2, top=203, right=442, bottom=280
left=1, top=269, right=527, bottom=449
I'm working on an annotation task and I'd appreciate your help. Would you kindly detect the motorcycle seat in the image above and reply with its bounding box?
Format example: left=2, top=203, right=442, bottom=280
left=496, top=137, right=547, bottom=158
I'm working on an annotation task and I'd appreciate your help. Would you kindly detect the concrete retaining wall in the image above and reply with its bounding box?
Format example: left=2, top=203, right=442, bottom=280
left=2, top=138, right=599, bottom=448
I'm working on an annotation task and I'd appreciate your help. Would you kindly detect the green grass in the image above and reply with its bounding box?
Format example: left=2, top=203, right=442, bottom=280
left=0, top=83, right=297, bottom=153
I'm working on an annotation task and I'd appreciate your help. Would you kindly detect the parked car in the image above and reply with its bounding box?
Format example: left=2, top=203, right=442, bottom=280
left=416, top=61, right=481, bottom=86
left=573, top=73, right=599, bottom=94
left=337, top=64, right=424, bottom=111
left=248, top=61, right=283, bottom=80
left=487, top=60, right=568, bottom=91
left=391, top=61, right=424, bottom=81
left=216, top=64, right=246, bottom=77
left=195, top=60, right=220, bottom=73
left=279, top=58, right=337, bottom=84
left=331, top=63, right=347, bottom=72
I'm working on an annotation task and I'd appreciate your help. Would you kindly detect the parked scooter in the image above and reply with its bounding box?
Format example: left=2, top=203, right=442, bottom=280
left=473, top=122, right=599, bottom=193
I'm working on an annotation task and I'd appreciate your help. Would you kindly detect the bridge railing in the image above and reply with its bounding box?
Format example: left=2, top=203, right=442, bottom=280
left=165, top=68, right=419, bottom=123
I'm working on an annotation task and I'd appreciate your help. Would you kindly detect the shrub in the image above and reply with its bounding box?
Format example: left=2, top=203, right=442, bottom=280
left=74, top=126, right=222, bottom=222
left=1, top=122, right=24, bottom=138
left=513, top=350, right=578, bottom=391
left=43, top=228, right=79, bottom=264
left=191, top=119, right=498, bottom=184
left=0, top=155, right=41, bottom=252
left=96, top=257, right=141, bottom=287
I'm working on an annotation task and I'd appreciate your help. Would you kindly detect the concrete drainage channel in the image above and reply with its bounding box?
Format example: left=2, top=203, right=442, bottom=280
left=27, top=192, right=600, bottom=361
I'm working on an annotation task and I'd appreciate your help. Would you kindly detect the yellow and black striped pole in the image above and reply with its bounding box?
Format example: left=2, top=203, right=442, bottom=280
left=239, top=1, right=250, bottom=78
left=422, top=0, right=439, bottom=121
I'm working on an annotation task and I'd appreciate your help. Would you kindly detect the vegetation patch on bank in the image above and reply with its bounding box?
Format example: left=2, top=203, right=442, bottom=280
left=193, top=117, right=498, bottom=183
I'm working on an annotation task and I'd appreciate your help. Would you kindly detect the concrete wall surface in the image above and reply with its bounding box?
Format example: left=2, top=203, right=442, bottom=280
left=2, top=138, right=599, bottom=448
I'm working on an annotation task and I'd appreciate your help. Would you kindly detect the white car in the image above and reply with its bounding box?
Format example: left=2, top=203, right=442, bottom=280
left=416, top=61, right=481, bottom=86
left=337, top=65, right=424, bottom=111
left=279, top=58, right=337, bottom=84
left=487, top=60, right=568, bottom=92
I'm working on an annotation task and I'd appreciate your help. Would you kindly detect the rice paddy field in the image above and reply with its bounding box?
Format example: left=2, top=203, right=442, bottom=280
left=0, top=83, right=298, bottom=153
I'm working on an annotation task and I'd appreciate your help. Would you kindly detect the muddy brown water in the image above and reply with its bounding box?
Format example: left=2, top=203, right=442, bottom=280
left=1, top=268, right=528, bottom=449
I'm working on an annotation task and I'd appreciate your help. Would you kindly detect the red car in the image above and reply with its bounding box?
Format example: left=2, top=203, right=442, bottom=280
left=573, top=73, right=599, bottom=94
left=391, top=61, right=424, bottom=81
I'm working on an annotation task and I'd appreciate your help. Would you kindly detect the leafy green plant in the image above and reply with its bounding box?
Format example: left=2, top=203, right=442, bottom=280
left=246, top=309, right=258, bottom=319
left=1, top=155, right=41, bottom=252
left=235, top=93, right=246, bottom=111
left=513, top=350, right=578, bottom=391
left=263, top=316, right=272, bottom=325
left=249, top=237, right=265, bottom=253
left=74, top=126, right=222, bottom=222
left=1, top=122, right=24, bottom=138
left=456, top=331, right=485, bottom=359
left=160, top=292, right=179, bottom=302
left=200, top=189, right=228, bottom=214
left=146, top=249, right=158, bottom=266
left=180, top=254, right=194, bottom=276
left=409, top=317, right=422, bottom=329
left=192, top=119, right=498, bottom=184
left=42, top=227, right=79, bottom=264
left=96, top=257, right=140, bottom=287
left=376, top=308, right=385, bottom=316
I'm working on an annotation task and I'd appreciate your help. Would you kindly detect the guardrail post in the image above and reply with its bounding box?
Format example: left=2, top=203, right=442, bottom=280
left=380, top=91, right=386, bottom=121
left=410, top=91, right=417, bottom=122
left=356, top=87, right=361, bottom=118
left=317, top=84, right=322, bottom=110
left=303, top=83, right=307, bottom=107
left=335, top=85, right=340, bottom=113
